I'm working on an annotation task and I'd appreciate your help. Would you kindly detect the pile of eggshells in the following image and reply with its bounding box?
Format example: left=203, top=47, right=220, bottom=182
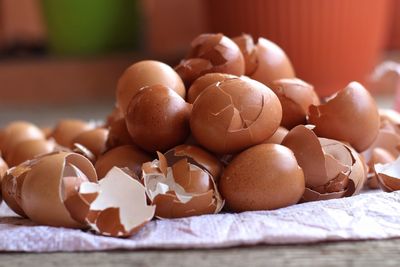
left=1, top=33, right=400, bottom=237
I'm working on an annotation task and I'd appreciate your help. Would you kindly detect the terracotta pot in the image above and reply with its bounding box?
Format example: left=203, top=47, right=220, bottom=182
left=207, top=0, right=392, bottom=96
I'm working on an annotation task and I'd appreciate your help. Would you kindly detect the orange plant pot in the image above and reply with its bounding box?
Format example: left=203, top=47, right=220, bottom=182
left=207, top=0, right=392, bottom=96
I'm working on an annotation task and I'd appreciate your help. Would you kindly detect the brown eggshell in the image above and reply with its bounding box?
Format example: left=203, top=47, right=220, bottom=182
left=106, top=118, right=135, bottom=150
left=269, top=78, right=320, bottom=129
left=175, top=33, right=245, bottom=85
left=95, top=145, right=152, bottom=179
left=126, top=85, right=191, bottom=153
left=72, top=128, right=109, bottom=158
left=6, top=139, right=56, bottom=167
left=308, top=82, right=380, bottom=152
left=0, top=156, right=8, bottom=178
left=187, top=73, right=237, bottom=103
left=51, top=119, right=93, bottom=148
left=219, top=144, right=304, bottom=211
left=190, top=77, right=282, bottom=154
left=164, top=144, right=223, bottom=180
left=374, top=157, right=400, bottom=192
left=1, top=121, right=45, bottom=157
left=116, top=60, right=185, bottom=114
left=21, top=152, right=97, bottom=228
left=233, top=34, right=295, bottom=86
left=105, top=106, right=124, bottom=127
left=262, top=127, right=289, bottom=144
left=40, top=127, right=53, bottom=139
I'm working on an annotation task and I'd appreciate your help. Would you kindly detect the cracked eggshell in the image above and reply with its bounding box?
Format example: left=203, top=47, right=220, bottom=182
left=175, top=33, right=245, bottom=85
left=21, top=152, right=97, bottom=228
left=142, top=152, right=223, bottom=219
left=262, top=126, right=289, bottom=144
left=106, top=118, right=135, bottom=150
left=51, top=119, right=94, bottom=148
left=270, top=78, right=320, bottom=129
left=190, top=77, right=282, bottom=154
left=72, top=128, right=109, bottom=159
left=1, top=121, right=45, bottom=158
left=232, top=34, right=295, bottom=86
left=6, top=139, right=56, bottom=167
left=116, top=60, right=185, bottom=114
left=219, top=144, right=305, bottom=212
left=308, top=82, right=380, bottom=152
left=126, top=85, right=191, bottom=153
left=374, top=156, right=400, bottom=192
left=164, top=144, right=223, bottom=181
left=95, top=145, right=152, bottom=179
left=187, top=73, right=237, bottom=103
left=281, top=125, right=365, bottom=202
left=83, top=167, right=155, bottom=237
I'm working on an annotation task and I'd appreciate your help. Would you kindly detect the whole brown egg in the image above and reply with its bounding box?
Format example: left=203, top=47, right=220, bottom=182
left=125, top=85, right=191, bottom=153
left=116, top=60, right=185, bottom=114
left=219, top=144, right=305, bottom=211
left=51, top=119, right=93, bottom=148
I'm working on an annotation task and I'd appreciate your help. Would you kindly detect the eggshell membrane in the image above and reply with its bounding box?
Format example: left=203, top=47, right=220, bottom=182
left=269, top=78, right=320, bottom=129
left=175, top=33, right=245, bottom=85
left=374, top=157, right=400, bottom=192
left=233, top=34, right=295, bottom=86
left=6, top=139, right=55, bottom=167
left=142, top=153, right=223, bottom=219
left=125, top=85, right=191, bottom=153
left=190, top=77, right=282, bottom=154
left=106, top=118, right=135, bottom=150
left=21, top=152, right=97, bottom=228
left=164, top=144, right=223, bottom=180
left=308, top=82, right=380, bottom=152
left=51, top=119, right=93, bottom=148
left=219, top=144, right=304, bottom=211
left=187, top=73, right=237, bottom=103
left=72, top=128, right=109, bottom=158
left=262, top=127, right=289, bottom=144
left=116, top=60, right=185, bottom=114
left=2, top=121, right=45, bottom=157
left=95, top=145, right=151, bottom=179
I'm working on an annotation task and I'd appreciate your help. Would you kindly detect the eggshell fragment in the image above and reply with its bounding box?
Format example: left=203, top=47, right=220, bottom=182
left=95, top=145, right=152, bottom=179
left=269, top=78, right=320, bottom=129
left=21, top=152, right=97, bottom=228
left=175, top=33, right=245, bottom=85
left=51, top=119, right=94, bottom=148
left=190, top=77, right=282, bottom=154
left=374, top=156, right=400, bottom=192
left=83, top=167, right=155, bottom=237
left=126, top=85, right=191, bottom=153
left=308, top=82, right=380, bottom=152
left=116, top=60, right=185, bottom=114
left=142, top=152, right=223, bottom=219
left=219, top=144, right=305, bottom=211
left=6, top=139, right=56, bottom=167
left=232, top=34, right=295, bottom=86
left=187, top=73, right=237, bottom=103
left=72, top=128, right=109, bottom=160
left=282, top=125, right=366, bottom=202
left=262, top=127, right=289, bottom=144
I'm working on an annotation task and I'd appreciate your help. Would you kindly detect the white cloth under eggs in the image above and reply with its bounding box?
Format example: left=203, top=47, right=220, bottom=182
left=0, top=190, right=399, bottom=252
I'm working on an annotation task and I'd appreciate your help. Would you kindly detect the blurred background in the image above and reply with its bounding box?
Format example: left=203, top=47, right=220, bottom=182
left=0, top=0, right=399, bottom=126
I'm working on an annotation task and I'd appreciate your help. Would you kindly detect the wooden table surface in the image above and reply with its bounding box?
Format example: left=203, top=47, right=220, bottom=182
left=1, top=239, right=400, bottom=266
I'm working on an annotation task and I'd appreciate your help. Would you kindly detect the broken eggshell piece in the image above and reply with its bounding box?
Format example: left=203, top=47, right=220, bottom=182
left=282, top=125, right=365, bottom=202
left=374, top=156, right=400, bottom=192
left=142, top=152, right=224, bottom=219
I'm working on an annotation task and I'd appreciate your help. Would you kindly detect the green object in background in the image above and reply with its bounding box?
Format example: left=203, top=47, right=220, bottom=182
left=41, top=0, right=141, bottom=56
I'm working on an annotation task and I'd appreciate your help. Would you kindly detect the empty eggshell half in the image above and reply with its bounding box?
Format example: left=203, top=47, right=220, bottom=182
left=20, top=152, right=97, bottom=228
left=282, top=125, right=366, bottom=202
left=175, top=33, right=245, bottom=85
left=232, top=34, right=295, bottom=86
left=190, top=77, right=282, bottom=154
left=142, top=152, right=224, bottom=219
left=269, top=78, right=320, bottom=129
left=78, top=167, right=155, bottom=237
left=374, top=156, right=400, bottom=192
left=308, top=82, right=380, bottom=152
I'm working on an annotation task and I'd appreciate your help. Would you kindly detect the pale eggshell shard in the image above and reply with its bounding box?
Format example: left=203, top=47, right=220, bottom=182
left=142, top=153, right=224, bottom=219
left=116, top=60, right=186, bottom=114
left=51, top=119, right=94, bottom=148
left=262, top=126, right=289, bottom=144
left=190, top=77, right=282, bottom=154
left=84, top=167, right=155, bottom=237
left=232, top=34, right=295, bottom=86
left=308, top=81, right=380, bottom=152
left=269, top=78, right=320, bottom=129
left=375, top=156, right=400, bottom=192
left=72, top=128, right=109, bottom=159
left=20, top=152, right=97, bottom=228
left=175, top=33, right=245, bottom=85
left=6, top=139, right=56, bottom=167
